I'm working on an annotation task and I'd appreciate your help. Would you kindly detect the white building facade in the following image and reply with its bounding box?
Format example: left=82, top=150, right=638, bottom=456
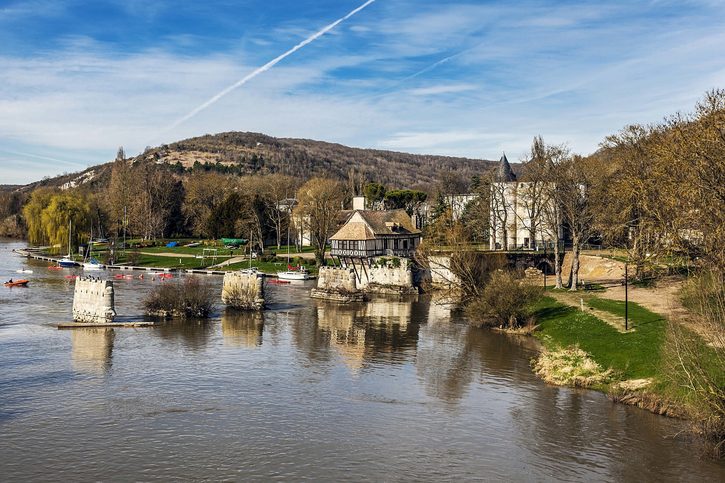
left=489, top=154, right=561, bottom=250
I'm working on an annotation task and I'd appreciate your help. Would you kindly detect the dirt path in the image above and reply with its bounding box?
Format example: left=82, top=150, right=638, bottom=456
left=549, top=291, right=630, bottom=333
left=603, top=276, right=721, bottom=348
left=139, top=251, right=198, bottom=258
left=603, top=277, right=687, bottom=321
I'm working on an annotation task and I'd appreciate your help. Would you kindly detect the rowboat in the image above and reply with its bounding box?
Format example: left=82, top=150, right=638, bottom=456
left=268, top=278, right=291, bottom=285
left=4, top=279, right=29, bottom=287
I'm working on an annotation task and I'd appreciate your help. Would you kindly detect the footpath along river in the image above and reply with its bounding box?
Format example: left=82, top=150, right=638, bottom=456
left=1, top=239, right=723, bottom=481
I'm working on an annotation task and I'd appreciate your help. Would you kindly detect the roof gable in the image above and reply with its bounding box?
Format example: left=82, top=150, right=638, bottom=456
left=330, top=209, right=420, bottom=240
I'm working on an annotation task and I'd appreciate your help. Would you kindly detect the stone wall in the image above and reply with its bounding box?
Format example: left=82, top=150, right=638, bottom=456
left=222, top=272, right=265, bottom=310
left=311, top=266, right=364, bottom=302
left=363, top=257, right=418, bottom=295
left=427, top=255, right=460, bottom=288
left=72, top=277, right=116, bottom=323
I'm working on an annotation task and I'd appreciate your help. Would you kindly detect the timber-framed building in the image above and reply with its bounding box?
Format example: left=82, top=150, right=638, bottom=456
left=329, top=209, right=421, bottom=281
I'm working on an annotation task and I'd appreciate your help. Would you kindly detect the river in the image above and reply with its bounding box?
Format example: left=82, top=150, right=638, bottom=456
left=0, top=239, right=723, bottom=481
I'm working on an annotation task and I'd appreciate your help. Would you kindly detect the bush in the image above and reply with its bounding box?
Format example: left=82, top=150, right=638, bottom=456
left=144, top=276, right=215, bottom=318
left=465, top=270, right=543, bottom=328
left=667, top=270, right=725, bottom=458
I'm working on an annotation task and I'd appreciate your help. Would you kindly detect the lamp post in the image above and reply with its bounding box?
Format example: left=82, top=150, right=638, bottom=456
left=543, top=241, right=547, bottom=290
left=624, top=262, right=629, bottom=331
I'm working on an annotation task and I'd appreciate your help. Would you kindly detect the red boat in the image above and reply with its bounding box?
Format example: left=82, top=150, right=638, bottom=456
left=48, top=266, right=63, bottom=271
left=4, top=279, right=29, bottom=287
left=268, top=279, right=291, bottom=285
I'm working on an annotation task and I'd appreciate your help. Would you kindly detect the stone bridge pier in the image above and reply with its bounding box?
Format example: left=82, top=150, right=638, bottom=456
left=72, top=277, right=116, bottom=323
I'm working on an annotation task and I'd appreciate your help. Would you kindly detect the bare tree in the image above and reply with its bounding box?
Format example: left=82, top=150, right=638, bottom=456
left=556, top=155, right=597, bottom=290
left=489, top=180, right=512, bottom=250
left=294, top=178, right=347, bottom=265
left=262, top=174, right=299, bottom=249
left=517, top=136, right=552, bottom=250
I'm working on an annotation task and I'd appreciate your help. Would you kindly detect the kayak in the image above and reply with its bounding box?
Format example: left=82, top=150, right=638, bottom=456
left=4, top=279, right=29, bottom=287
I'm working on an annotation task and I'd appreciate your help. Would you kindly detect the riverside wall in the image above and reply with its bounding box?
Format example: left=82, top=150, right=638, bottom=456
left=221, top=272, right=265, bottom=310
left=72, top=277, right=117, bottom=323
left=312, top=257, right=418, bottom=302
left=427, top=256, right=460, bottom=288
left=361, top=257, right=418, bottom=295
left=311, top=266, right=364, bottom=302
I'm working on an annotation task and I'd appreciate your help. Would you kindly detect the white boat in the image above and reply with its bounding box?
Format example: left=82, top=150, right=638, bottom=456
left=16, top=269, right=33, bottom=274
left=276, top=225, right=310, bottom=281
left=277, top=267, right=310, bottom=281
left=83, top=257, right=105, bottom=270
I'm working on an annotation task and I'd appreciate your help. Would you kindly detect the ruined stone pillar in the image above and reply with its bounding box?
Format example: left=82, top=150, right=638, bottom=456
left=222, top=272, right=265, bottom=310
left=72, top=277, right=116, bottom=323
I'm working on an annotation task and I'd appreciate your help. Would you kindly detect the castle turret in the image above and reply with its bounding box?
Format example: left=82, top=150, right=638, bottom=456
left=495, top=153, right=516, bottom=182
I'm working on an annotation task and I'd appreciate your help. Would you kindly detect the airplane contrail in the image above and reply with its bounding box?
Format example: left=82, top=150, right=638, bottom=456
left=161, top=0, right=377, bottom=135
left=0, top=148, right=84, bottom=168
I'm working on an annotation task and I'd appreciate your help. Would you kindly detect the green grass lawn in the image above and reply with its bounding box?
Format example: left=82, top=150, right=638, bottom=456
left=533, top=296, right=667, bottom=381
left=533, top=295, right=723, bottom=404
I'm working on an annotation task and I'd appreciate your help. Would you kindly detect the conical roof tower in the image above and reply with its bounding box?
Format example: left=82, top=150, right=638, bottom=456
left=496, top=153, right=516, bottom=182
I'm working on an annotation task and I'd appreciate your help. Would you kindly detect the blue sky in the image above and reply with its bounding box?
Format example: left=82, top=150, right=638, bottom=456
left=1, top=0, right=724, bottom=184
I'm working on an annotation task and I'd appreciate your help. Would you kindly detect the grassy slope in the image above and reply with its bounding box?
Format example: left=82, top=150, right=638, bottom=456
left=533, top=294, right=723, bottom=408
left=533, top=296, right=666, bottom=381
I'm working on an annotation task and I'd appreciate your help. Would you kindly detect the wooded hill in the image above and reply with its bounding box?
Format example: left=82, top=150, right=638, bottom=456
left=13, top=131, right=501, bottom=193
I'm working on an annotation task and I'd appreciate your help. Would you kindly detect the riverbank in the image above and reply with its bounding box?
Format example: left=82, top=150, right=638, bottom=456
left=16, top=244, right=318, bottom=277
left=530, top=290, right=724, bottom=442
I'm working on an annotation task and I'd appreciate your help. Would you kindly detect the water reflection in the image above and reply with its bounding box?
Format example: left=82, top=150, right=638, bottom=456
left=311, top=297, right=421, bottom=373
left=221, top=309, right=264, bottom=347
left=152, top=319, right=215, bottom=351
left=70, top=328, right=115, bottom=375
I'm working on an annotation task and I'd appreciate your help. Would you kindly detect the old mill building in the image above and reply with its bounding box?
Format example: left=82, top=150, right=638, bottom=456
left=329, top=209, right=422, bottom=265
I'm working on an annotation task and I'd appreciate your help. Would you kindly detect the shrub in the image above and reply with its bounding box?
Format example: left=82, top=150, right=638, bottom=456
left=144, top=276, right=215, bottom=318
left=465, top=270, right=543, bottom=328
left=666, top=270, right=725, bottom=458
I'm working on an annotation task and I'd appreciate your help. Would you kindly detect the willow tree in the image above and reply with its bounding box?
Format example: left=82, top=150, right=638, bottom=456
left=294, top=178, right=346, bottom=265
left=39, top=191, right=91, bottom=253
left=22, top=188, right=57, bottom=246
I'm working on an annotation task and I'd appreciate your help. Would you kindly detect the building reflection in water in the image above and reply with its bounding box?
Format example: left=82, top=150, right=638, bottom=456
left=313, top=296, right=421, bottom=374
left=70, top=328, right=115, bottom=375
left=221, top=309, right=264, bottom=347
left=415, top=307, right=476, bottom=402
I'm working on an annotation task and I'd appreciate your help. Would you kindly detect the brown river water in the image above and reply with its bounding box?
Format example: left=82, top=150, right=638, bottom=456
left=1, top=239, right=723, bottom=481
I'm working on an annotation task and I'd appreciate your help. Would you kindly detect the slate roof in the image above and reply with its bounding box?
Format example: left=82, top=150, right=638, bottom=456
left=330, top=209, right=420, bottom=241
left=496, top=152, right=517, bottom=182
